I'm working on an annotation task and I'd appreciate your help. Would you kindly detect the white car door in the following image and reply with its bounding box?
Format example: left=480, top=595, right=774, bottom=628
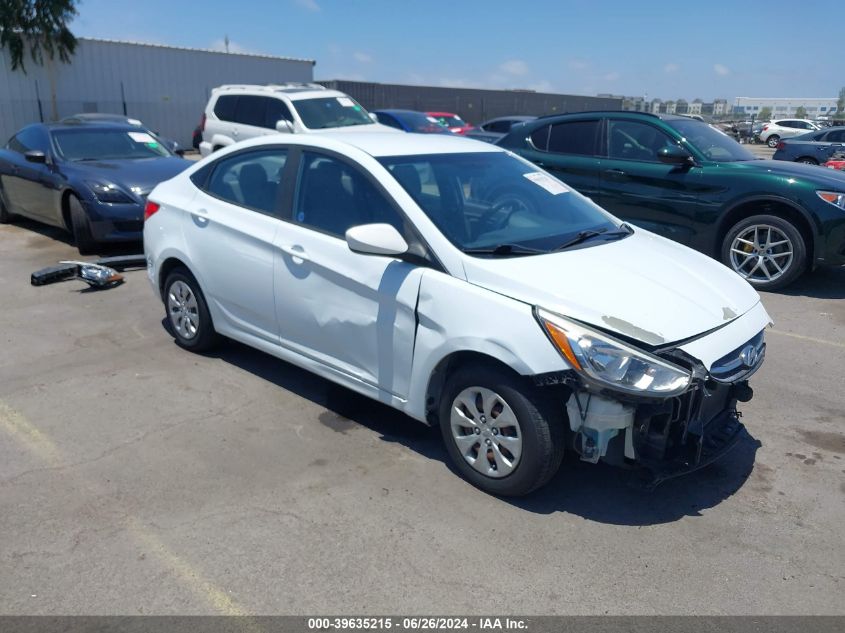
left=185, top=147, right=289, bottom=344
left=273, top=151, right=424, bottom=400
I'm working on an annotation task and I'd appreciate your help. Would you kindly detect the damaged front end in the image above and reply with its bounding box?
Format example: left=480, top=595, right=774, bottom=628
left=534, top=308, right=766, bottom=486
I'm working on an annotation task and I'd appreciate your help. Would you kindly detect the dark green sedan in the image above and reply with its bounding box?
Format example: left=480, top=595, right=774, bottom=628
left=499, top=111, right=845, bottom=290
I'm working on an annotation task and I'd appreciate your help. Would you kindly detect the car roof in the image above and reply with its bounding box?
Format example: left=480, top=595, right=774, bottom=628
left=486, top=115, right=537, bottom=122
left=427, top=111, right=458, bottom=117
left=211, top=84, right=348, bottom=102
left=239, top=132, right=500, bottom=158
left=375, top=109, right=429, bottom=117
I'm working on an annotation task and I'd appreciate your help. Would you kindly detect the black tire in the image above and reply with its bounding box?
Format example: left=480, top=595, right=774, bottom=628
left=721, top=214, right=807, bottom=291
left=438, top=364, right=565, bottom=496
left=68, top=194, right=98, bottom=255
left=766, top=134, right=780, bottom=148
left=162, top=268, right=219, bottom=352
left=796, top=157, right=818, bottom=165
left=0, top=192, right=12, bottom=224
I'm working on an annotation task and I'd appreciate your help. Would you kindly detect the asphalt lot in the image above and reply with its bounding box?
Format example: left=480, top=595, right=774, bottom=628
left=1, top=214, right=843, bottom=615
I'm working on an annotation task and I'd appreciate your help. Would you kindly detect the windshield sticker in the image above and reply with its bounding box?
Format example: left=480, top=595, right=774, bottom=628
left=128, top=132, right=156, bottom=144
left=523, top=172, right=571, bottom=195
left=337, top=97, right=355, bottom=107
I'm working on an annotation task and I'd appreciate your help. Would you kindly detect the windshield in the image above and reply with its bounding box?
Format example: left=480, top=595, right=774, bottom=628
left=52, top=128, right=172, bottom=161
left=433, top=114, right=465, bottom=128
left=397, top=112, right=452, bottom=134
left=294, top=96, right=374, bottom=129
left=379, top=152, right=624, bottom=255
left=667, top=119, right=757, bottom=162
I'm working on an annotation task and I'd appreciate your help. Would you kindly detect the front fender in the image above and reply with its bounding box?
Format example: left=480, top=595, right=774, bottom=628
left=403, top=270, right=566, bottom=422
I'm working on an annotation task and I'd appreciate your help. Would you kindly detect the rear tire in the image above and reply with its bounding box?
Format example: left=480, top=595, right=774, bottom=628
left=796, top=157, right=818, bottom=165
left=721, top=214, right=807, bottom=291
left=163, top=268, right=219, bottom=352
left=68, top=195, right=98, bottom=255
left=438, top=364, right=564, bottom=496
left=766, top=134, right=780, bottom=148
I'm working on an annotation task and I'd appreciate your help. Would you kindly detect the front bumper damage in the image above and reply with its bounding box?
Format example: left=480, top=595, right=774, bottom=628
left=539, top=329, right=766, bottom=487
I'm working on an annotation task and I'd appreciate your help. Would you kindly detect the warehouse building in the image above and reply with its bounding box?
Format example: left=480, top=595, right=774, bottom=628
left=733, top=96, right=839, bottom=118
left=0, top=38, right=315, bottom=148
left=320, top=80, right=622, bottom=123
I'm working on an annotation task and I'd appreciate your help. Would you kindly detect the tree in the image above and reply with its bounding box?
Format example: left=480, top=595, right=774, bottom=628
left=0, top=0, right=78, bottom=72
left=837, top=87, right=845, bottom=116
left=794, top=105, right=807, bottom=119
left=758, top=107, right=772, bottom=121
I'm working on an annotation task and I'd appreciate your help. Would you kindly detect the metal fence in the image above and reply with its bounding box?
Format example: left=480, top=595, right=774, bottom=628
left=319, top=80, right=623, bottom=123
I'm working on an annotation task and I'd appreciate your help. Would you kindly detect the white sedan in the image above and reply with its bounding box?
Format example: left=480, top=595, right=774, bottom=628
left=143, top=133, right=771, bottom=496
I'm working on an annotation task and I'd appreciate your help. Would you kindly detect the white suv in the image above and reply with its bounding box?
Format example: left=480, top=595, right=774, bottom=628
left=198, top=83, right=396, bottom=156
left=758, top=119, right=820, bottom=148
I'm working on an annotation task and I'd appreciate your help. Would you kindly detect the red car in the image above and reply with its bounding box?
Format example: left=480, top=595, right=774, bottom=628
left=426, top=111, right=475, bottom=135
left=825, top=151, right=845, bottom=171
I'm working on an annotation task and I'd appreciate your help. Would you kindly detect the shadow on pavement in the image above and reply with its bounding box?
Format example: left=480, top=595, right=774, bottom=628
left=770, top=265, right=845, bottom=300
left=184, top=332, right=759, bottom=527
left=7, top=217, right=143, bottom=257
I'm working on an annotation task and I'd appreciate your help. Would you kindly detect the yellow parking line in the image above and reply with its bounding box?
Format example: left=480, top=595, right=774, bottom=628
left=0, top=401, right=64, bottom=467
left=0, top=399, right=254, bottom=620
left=126, top=517, right=247, bottom=616
left=768, top=329, right=845, bottom=349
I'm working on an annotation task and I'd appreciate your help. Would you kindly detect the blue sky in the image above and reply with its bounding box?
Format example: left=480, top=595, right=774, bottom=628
left=71, top=0, right=839, bottom=102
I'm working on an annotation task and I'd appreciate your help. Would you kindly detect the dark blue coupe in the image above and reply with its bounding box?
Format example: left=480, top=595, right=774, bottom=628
left=0, top=121, right=190, bottom=253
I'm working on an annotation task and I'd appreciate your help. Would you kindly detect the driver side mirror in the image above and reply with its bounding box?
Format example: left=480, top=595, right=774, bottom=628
left=24, top=150, right=47, bottom=164
left=275, top=119, right=293, bottom=133
left=657, top=146, right=695, bottom=166
left=346, top=223, right=408, bottom=256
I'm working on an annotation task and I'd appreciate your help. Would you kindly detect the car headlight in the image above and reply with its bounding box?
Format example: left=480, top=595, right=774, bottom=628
left=817, top=191, right=845, bottom=210
left=88, top=182, right=133, bottom=204
left=536, top=308, right=691, bottom=397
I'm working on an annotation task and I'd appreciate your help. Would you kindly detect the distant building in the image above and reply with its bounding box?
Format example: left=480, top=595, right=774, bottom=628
left=734, top=96, right=839, bottom=118
left=663, top=100, right=676, bottom=114
left=712, top=99, right=728, bottom=116
left=650, top=98, right=662, bottom=114
left=688, top=99, right=703, bottom=115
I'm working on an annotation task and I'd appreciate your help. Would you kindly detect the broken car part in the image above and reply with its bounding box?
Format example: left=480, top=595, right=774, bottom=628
left=31, top=261, right=124, bottom=289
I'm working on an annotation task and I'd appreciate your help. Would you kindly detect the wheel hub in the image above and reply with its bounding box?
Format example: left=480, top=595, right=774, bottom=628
left=450, top=386, right=523, bottom=478
left=729, top=224, right=794, bottom=283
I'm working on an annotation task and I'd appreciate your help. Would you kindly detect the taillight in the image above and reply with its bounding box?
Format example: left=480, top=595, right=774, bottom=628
left=762, top=125, right=769, bottom=131
left=776, top=142, right=785, bottom=149
left=199, top=113, right=206, bottom=132
left=144, top=201, right=160, bottom=221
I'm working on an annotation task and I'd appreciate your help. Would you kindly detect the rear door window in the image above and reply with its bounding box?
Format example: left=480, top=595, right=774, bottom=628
left=234, top=96, right=268, bottom=128
left=547, top=120, right=601, bottom=156
left=202, top=149, right=288, bottom=215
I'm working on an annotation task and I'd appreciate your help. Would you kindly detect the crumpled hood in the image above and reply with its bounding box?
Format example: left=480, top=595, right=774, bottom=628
left=461, top=230, right=760, bottom=346
left=64, top=157, right=191, bottom=195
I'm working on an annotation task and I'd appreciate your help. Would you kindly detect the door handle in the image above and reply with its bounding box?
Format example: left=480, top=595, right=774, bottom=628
left=280, top=244, right=310, bottom=263
left=604, top=168, right=626, bottom=177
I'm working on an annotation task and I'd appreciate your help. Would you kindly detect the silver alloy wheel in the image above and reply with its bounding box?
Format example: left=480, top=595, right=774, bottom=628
left=450, top=386, right=523, bottom=478
left=167, top=280, right=200, bottom=340
left=729, top=224, right=794, bottom=284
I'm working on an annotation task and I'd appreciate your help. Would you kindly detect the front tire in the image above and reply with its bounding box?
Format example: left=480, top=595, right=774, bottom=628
left=766, top=134, right=780, bottom=148
left=439, top=364, right=564, bottom=496
left=721, top=214, right=807, bottom=291
left=163, top=268, right=219, bottom=352
left=796, top=157, right=818, bottom=165
left=68, top=195, right=98, bottom=255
